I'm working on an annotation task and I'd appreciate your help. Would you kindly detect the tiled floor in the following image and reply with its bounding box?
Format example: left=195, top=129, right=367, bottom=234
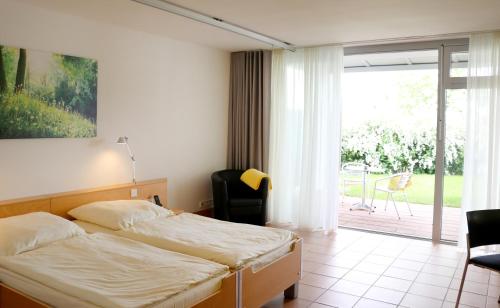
left=338, top=197, right=461, bottom=241
left=263, top=228, right=500, bottom=308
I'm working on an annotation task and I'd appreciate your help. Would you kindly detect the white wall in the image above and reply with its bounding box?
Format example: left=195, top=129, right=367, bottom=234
left=0, top=0, right=230, bottom=212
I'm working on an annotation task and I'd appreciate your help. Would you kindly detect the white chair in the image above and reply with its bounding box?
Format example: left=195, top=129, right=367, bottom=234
left=369, top=172, right=413, bottom=219
left=341, top=163, right=368, bottom=205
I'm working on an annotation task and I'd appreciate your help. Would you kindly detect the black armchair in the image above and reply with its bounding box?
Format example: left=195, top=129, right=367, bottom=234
left=211, top=169, right=269, bottom=226
left=456, top=209, right=500, bottom=307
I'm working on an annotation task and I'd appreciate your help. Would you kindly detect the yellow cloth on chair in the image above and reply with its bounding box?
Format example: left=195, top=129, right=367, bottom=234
left=388, top=175, right=412, bottom=191
left=240, top=169, right=272, bottom=190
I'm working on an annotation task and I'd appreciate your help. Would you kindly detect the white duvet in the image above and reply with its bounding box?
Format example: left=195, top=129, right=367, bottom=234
left=0, top=233, right=228, bottom=308
left=77, top=213, right=295, bottom=269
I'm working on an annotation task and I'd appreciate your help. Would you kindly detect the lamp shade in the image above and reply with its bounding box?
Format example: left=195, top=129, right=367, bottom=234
left=116, top=136, right=128, bottom=144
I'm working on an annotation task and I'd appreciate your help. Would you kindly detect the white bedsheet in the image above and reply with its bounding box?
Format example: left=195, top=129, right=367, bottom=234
left=0, top=267, right=227, bottom=308
left=0, top=233, right=228, bottom=308
left=75, top=213, right=296, bottom=269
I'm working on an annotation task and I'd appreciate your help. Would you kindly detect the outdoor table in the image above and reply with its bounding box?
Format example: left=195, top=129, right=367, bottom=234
left=349, top=165, right=383, bottom=212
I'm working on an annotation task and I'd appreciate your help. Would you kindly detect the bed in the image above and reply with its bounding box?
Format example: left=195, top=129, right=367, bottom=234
left=0, top=212, right=237, bottom=307
left=74, top=212, right=302, bottom=307
left=0, top=178, right=302, bottom=308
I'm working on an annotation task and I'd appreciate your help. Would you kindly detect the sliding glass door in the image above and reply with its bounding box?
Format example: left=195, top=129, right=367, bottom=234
left=341, top=49, right=439, bottom=238
left=341, top=40, right=468, bottom=242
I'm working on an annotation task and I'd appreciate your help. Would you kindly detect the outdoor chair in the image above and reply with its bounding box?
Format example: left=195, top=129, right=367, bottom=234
left=369, top=172, right=413, bottom=219
left=341, top=162, right=369, bottom=206
left=456, top=209, right=500, bottom=307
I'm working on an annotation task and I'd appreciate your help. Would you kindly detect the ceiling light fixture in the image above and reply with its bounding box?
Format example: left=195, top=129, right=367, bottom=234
left=132, top=0, right=296, bottom=51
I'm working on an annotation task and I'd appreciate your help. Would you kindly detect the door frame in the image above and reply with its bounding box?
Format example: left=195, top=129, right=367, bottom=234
left=434, top=43, right=469, bottom=241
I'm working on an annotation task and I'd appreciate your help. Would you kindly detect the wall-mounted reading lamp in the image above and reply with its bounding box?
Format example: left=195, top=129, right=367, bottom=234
left=116, top=136, right=136, bottom=184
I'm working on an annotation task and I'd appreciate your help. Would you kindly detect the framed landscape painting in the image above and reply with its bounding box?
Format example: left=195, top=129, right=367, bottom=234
left=0, top=44, right=97, bottom=138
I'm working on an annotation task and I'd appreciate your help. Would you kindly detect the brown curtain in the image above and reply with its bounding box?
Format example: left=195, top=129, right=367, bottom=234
left=227, top=50, right=271, bottom=171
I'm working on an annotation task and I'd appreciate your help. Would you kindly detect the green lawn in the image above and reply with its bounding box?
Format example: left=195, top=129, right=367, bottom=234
left=342, top=174, right=463, bottom=208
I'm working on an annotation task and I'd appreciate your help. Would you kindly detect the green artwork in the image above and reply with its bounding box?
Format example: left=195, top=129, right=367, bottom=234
left=0, top=45, right=97, bottom=138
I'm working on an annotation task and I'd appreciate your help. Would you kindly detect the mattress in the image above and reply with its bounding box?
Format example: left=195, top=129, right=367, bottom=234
left=0, top=233, right=229, bottom=308
left=74, top=213, right=297, bottom=270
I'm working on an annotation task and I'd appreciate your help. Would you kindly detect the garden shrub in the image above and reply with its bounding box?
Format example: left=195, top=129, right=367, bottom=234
left=342, top=123, right=464, bottom=175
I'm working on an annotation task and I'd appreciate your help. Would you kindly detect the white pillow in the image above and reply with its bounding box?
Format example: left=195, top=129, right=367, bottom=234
left=68, top=200, right=172, bottom=230
left=0, top=212, right=85, bottom=256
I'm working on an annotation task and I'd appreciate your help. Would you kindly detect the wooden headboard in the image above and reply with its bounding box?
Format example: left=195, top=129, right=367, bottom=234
left=0, top=178, right=167, bottom=219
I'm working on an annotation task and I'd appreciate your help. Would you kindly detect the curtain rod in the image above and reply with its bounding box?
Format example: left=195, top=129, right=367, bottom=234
left=132, top=0, right=296, bottom=51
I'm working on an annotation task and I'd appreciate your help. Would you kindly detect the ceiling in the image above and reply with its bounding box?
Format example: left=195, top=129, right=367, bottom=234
left=16, top=0, right=500, bottom=51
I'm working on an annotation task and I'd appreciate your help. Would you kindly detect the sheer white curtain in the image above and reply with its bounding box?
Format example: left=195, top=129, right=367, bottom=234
left=460, top=32, right=500, bottom=245
left=268, top=46, right=343, bottom=231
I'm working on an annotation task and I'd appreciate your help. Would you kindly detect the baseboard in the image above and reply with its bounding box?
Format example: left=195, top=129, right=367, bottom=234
left=194, top=208, right=213, bottom=217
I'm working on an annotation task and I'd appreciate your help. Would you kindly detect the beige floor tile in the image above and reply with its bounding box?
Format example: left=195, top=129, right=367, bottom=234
left=441, top=301, right=472, bottom=308
left=415, top=272, right=452, bottom=288
left=261, top=295, right=311, bottom=308
left=343, top=270, right=380, bottom=285
left=305, top=244, right=337, bottom=256
left=384, top=266, right=419, bottom=281
left=329, top=279, right=371, bottom=296
left=458, top=264, right=490, bottom=274
left=490, top=275, right=500, bottom=287
left=408, top=282, right=448, bottom=300
left=375, top=276, right=412, bottom=292
left=486, top=296, right=500, bottom=308
left=364, top=255, right=395, bottom=266
left=488, top=284, right=500, bottom=298
left=445, top=289, right=459, bottom=303
left=311, top=264, right=349, bottom=278
left=446, top=289, right=487, bottom=307
left=308, top=303, right=333, bottom=308
left=316, top=290, right=359, bottom=308
left=265, top=225, right=495, bottom=308
left=372, top=247, right=402, bottom=258
left=400, top=293, right=443, bottom=308
left=354, top=261, right=388, bottom=275
left=421, top=263, right=456, bottom=277
left=303, top=252, right=334, bottom=264
left=404, top=246, right=433, bottom=256
left=354, top=298, right=396, bottom=308
left=398, top=251, right=430, bottom=263
left=300, top=273, right=337, bottom=289
left=449, top=278, right=488, bottom=295
left=327, top=256, right=360, bottom=268
left=460, top=270, right=491, bottom=284
left=363, top=286, right=405, bottom=305
left=427, top=256, right=460, bottom=268
left=302, top=261, right=321, bottom=273
left=297, top=284, right=326, bottom=301
left=335, top=251, right=368, bottom=261
left=460, top=291, right=487, bottom=307
left=391, top=259, right=425, bottom=271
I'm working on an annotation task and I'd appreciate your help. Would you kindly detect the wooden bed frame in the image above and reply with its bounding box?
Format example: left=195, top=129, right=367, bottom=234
left=0, top=178, right=302, bottom=308
left=241, top=238, right=302, bottom=308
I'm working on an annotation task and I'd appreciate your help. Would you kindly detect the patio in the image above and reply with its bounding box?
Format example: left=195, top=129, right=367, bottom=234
left=339, top=196, right=461, bottom=241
